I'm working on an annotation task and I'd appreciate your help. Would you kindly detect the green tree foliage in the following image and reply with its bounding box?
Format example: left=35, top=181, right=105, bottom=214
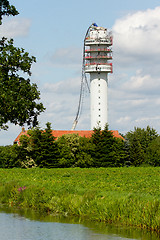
left=0, top=145, right=18, bottom=168
left=125, top=126, right=158, bottom=166
left=146, top=136, right=160, bottom=166
left=127, top=135, right=145, bottom=166
left=5, top=122, right=160, bottom=169
left=56, top=134, right=93, bottom=168
left=14, top=134, right=36, bottom=168
left=0, top=2, right=45, bottom=130
left=77, top=137, right=94, bottom=167
left=0, top=0, right=19, bottom=24
left=18, top=123, right=59, bottom=168
left=91, top=124, right=126, bottom=167
left=112, top=138, right=127, bottom=167
left=0, top=38, right=45, bottom=129
left=56, top=134, right=80, bottom=168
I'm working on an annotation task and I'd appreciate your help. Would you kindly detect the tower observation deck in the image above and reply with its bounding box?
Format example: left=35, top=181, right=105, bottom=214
left=85, top=24, right=113, bottom=130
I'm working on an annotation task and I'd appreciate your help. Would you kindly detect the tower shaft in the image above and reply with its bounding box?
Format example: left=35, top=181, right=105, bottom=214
left=90, top=72, right=108, bottom=130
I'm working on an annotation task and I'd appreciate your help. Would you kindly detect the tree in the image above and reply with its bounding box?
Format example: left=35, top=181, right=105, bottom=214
left=14, top=134, right=37, bottom=168
left=56, top=133, right=81, bottom=167
left=111, top=138, right=127, bottom=167
left=91, top=124, right=125, bottom=167
left=57, top=134, right=94, bottom=168
left=0, top=2, right=45, bottom=129
left=146, top=136, right=160, bottom=166
left=76, top=137, right=94, bottom=168
left=0, top=145, right=18, bottom=168
left=125, top=126, right=158, bottom=166
left=25, top=123, right=59, bottom=168
left=127, top=135, right=145, bottom=166
left=0, top=0, right=19, bottom=24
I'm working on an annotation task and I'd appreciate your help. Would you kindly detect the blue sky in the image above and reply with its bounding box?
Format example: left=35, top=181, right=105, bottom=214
left=1, top=0, right=160, bottom=145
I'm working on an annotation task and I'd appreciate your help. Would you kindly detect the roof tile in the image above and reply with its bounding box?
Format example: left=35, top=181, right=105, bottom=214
left=14, top=129, right=124, bottom=144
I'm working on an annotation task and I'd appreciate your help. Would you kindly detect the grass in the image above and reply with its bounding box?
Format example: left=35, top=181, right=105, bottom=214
left=0, top=167, right=160, bottom=232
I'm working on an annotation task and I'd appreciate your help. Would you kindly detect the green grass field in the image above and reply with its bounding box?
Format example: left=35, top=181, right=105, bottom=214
left=0, top=167, right=160, bottom=232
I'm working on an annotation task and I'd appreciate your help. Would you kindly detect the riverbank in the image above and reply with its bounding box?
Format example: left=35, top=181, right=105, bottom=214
left=0, top=167, right=160, bottom=232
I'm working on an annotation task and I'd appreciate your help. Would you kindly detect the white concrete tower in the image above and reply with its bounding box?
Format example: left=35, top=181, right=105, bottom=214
left=85, top=24, right=113, bottom=130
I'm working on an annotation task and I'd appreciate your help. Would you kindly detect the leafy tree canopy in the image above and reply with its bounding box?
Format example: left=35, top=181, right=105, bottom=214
left=20, top=122, right=59, bottom=168
left=91, top=124, right=126, bottom=167
left=0, top=38, right=45, bottom=129
left=56, top=134, right=81, bottom=167
left=146, top=136, right=160, bottom=166
left=0, top=0, right=19, bottom=25
left=125, top=126, right=159, bottom=166
left=56, top=133, right=94, bottom=168
left=126, top=126, right=158, bottom=153
left=0, top=2, right=45, bottom=129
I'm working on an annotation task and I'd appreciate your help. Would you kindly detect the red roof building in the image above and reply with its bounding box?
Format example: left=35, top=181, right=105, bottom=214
left=14, top=129, right=124, bottom=145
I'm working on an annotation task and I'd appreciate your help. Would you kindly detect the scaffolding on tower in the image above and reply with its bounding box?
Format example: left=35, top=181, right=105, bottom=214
left=71, top=24, right=94, bottom=130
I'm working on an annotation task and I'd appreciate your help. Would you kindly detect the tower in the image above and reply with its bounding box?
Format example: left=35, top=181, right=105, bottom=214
left=85, top=24, right=113, bottom=130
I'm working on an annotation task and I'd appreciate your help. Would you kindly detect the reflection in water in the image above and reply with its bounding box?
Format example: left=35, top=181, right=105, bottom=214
left=0, top=206, right=159, bottom=240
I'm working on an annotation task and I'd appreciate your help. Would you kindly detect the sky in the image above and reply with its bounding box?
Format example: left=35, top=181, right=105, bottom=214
left=1, top=0, right=160, bottom=145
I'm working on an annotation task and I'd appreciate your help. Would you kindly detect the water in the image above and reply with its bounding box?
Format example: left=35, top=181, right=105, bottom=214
left=0, top=207, right=159, bottom=240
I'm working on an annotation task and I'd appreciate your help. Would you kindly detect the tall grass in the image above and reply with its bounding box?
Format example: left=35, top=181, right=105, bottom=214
left=0, top=167, right=160, bottom=232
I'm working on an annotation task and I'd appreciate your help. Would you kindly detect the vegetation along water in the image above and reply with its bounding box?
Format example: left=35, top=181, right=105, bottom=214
left=0, top=167, right=160, bottom=233
left=0, top=206, right=159, bottom=240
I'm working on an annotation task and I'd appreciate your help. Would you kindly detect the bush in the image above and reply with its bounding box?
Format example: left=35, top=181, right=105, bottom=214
left=0, top=145, right=18, bottom=168
left=57, top=134, right=94, bottom=168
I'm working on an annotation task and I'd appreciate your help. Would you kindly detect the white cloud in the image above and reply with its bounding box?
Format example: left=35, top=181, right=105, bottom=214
left=107, top=6, right=160, bottom=134
left=113, top=6, right=160, bottom=66
left=38, top=77, right=90, bottom=131
left=116, top=116, right=131, bottom=124
left=49, top=47, right=82, bottom=67
left=135, top=116, right=160, bottom=123
left=43, top=76, right=81, bottom=95
left=122, top=71, right=160, bottom=94
left=108, top=72, right=160, bottom=134
left=0, top=18, right=31, bottom=38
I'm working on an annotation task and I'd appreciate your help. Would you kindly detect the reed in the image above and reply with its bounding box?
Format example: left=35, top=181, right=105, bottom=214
left=0, top=167, right=160, bottom=232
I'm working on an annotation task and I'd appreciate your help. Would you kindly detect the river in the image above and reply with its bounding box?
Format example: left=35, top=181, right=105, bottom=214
left=0, top=207, right=159, bottom=240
